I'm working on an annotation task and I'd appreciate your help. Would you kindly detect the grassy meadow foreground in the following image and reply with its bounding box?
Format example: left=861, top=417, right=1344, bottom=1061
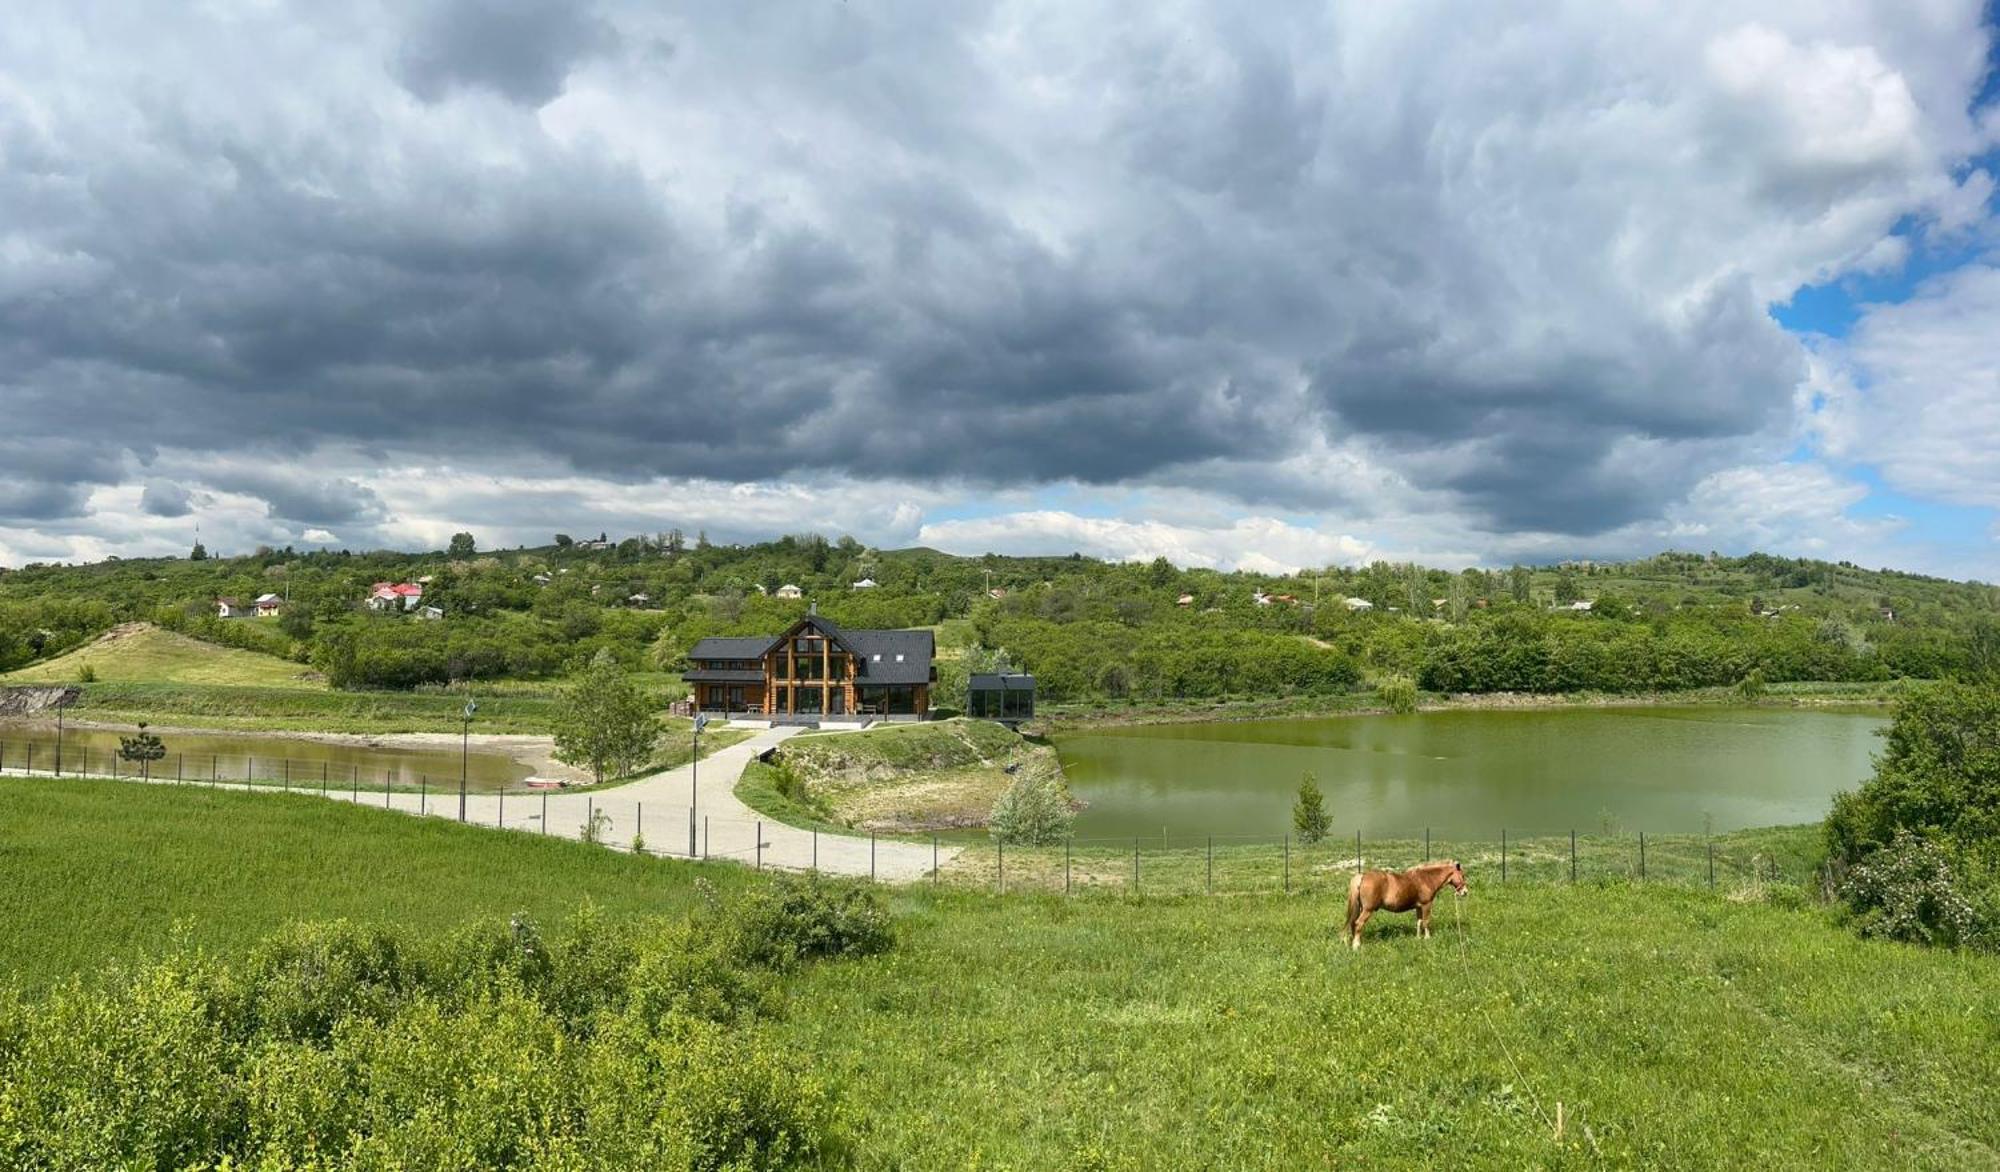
left=4, top=777, right=1998, bottom=1167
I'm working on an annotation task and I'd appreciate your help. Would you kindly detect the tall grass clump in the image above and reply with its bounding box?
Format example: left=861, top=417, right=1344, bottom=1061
left=1378, top=675, right=1419, bottom=714
left=0, top=879, right=888, bottom=1169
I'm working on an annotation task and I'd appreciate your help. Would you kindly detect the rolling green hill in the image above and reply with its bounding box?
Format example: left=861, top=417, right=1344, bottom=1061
left=0, top=622, right=319, bottom=688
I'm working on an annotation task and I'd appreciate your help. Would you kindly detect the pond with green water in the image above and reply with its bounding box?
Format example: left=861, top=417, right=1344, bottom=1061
left=1052, top=706, right=1886, bottom=841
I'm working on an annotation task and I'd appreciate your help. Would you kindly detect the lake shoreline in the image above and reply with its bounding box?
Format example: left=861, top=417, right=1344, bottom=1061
left=0, top=715, right=588, bottom=785
left=1029, top=679, right=1912, bottom=736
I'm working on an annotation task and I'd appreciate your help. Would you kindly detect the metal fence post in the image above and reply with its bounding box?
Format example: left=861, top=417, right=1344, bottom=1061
left=1708, top=841, right=1715, bottom=888
left=1639, top=831, right=1646, bottom=882
left=1207, top=836, right=1213, bottom=894
left=321, top=761, right=327, bottom=795
left=635, top=801, right=641, bottom=843
left=933, top=834, right=939, bottom=886
left=248, top=756, right=254, bottom=785
left=758, top=821, right=765, bottom=871
left=1133, top=837, right=1139, bottom=891
left=587, top=795, right=594, bottom=840
left=283, top=760, right=289, bottom=792
left=1570, top=829, right=1577, bottom=883
left=1501, top=829, right=1507, bottom=883
left=177, top=753, right=183, bottom=784
left=1284, top=834, right=1290, bottom=894
left=998, top=840, right=1005, bottom=894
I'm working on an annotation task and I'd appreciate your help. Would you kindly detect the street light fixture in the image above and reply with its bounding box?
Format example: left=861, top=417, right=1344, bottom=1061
left=459, top=698, right=477, bottom=821
left=688, top=710, right=707, bottom=857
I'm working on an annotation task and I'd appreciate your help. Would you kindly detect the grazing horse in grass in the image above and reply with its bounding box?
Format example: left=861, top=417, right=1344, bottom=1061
left=1344, top=861, right=1467, bottom=949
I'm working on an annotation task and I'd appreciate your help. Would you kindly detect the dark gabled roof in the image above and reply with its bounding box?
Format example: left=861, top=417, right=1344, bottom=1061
left=969, top=672, right=1035, bottom=691
left=686, top=636, right=772, bottom=661
left=849, top=628, right=935, bottom=685
left=759, top=613, right=856, bottom=658
left=688, top=623, right=936, bottom=686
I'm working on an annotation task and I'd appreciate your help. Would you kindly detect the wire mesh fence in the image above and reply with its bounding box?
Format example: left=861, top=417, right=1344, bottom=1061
left=2, top=735, right=1815, bottom=896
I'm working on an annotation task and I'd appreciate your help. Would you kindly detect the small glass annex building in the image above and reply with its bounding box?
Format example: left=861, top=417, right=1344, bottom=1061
left=967, top=672, right=1035, bottom=722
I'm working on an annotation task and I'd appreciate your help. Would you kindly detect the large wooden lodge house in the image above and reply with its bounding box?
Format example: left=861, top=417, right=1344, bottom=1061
left=685, top=613, right=934, bottom=719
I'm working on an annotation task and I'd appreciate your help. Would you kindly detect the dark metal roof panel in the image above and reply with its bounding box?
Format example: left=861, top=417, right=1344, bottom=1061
left=849, top=628, right=936, bottom=684
left=687, top=636, right=771, bottom=660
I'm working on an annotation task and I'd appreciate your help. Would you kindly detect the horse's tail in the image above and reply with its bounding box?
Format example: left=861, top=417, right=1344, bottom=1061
left=1343, top=872, right=1363, bottom=939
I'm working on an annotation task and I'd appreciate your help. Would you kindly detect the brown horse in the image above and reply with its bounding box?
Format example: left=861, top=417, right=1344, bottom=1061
left=1344, top=861, right=1467, bottom=949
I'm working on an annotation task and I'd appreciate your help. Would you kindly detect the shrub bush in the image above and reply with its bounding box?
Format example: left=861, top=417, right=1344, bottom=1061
left=1379, top=675, right=1419, bottom=714
left=728, top=874, right=894, bottom=968
left=0, top=897, right=878, bottom=1168
left=1838, top=830, right=1980, bottom=948
left=989, top=771, right=1074, bottom=846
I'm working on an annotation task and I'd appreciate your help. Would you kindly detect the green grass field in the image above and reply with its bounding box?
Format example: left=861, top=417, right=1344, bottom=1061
left=0, top=623, right=320, bottom=688
left=4, top=776, right=1998, bottom=1167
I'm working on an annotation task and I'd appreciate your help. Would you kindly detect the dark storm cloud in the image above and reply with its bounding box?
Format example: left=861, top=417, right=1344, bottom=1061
left=0, top=0, right=1988, bottom=551
left=204, top=471, right=390, bottom=528
left=396, top=0, right=617, bottom=106
left=0, top=480, right=90, bottom=524
left=139, top=481, right=193, bottom=518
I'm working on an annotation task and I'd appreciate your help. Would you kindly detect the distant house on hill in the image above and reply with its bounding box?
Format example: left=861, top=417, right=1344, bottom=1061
left=627, top=593, right=651, bottom=607
left=851, top=577, right=878, bottom=590
left=216, top=597, right=249, bottom=619
left=775, top=583, right=804, bottom=600
left=367, top=582, right=424, bottom=611
left=416, top=605, right=444, bottom=621
left=253, top=593, right=285, bottom=617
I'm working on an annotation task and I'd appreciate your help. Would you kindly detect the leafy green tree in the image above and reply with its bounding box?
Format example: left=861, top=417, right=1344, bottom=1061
left=1827, top=682, right=2000, bottom=861
left=1147, top=556, right=1175, bottom=588
left=553, top=533, right=573, bottom=548
left=447, top=532, right=477, bottom=558
left=1554, top=569, right=1581, bottom=605
left=188, top=542, right=208, bottom=561
left=117, top=722, right=167, bottom=780
left=1292, top=771, right=1330, bottom=843
left=551, top=650, right=659, bottom=784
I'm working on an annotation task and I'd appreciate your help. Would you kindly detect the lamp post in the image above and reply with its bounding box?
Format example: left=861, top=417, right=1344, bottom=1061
left=688, top=710, right=707, bottom=857
left=458, top=699, right=477, bottom=821
left=54, top=695, right=65, bottom=777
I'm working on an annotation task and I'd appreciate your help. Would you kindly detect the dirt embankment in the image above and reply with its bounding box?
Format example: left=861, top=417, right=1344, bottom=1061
left=0, top=687, right=80, bottom=719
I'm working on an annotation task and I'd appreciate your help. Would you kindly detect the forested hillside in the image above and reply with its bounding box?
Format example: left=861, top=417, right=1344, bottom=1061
left=2, top=535, right=1995, bottom=705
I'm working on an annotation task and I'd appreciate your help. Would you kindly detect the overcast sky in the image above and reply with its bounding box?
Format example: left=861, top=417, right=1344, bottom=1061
left=3, top=1, right=1999, bottom=576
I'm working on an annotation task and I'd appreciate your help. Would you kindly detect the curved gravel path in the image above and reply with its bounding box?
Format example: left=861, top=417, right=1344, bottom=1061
left=3, top=725, right=961, bottom=882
